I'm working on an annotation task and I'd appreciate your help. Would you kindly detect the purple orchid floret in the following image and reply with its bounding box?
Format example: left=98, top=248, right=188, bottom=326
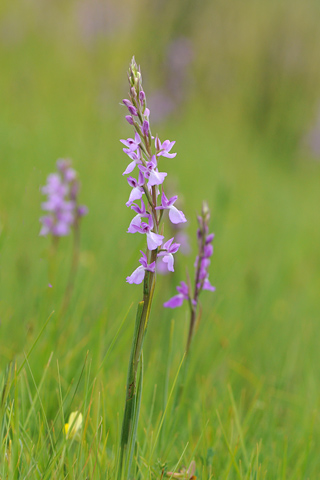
left=42, top=173, right=66, bottom=197
left=128, top=213, right=164, bottom=250
left=131, top=200, right=146, bottom=216
left=138, top=156, right=167, bottom=187
left=194, top=228, right=214, bottom=289
left=127, top=200, right=146, bottom=233
left=198, top=257, right=211, bottom=280
left=40, top=159, right=87, bottom=237
left=155, top=137, right=177, bottom=158
left=204, top=243, right=213, bottom=258
left=121, top=132, right=141, bottom=153
left=163, top=281, right=190, bottom=308
left=139, top=251, right=156, bottom=272
left=155, top=192, right=187, bottom=224
left=200, top=278, right=216, bottom=292
left=126, top=251, right=156, bottom=284
left=123, top=149, right=142, bottom=175
left=126, top=171, right=145, bottom=206
left=157, top=237, right=180, bottom=272
left=41, top=196, right=68, bottom=213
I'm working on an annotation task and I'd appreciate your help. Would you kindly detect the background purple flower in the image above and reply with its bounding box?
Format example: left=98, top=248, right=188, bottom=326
left=163, top=281, right=190, bottom=308
left=164, top=202, right=215, bottom=352
left=40, top=159, right=87, bottom=237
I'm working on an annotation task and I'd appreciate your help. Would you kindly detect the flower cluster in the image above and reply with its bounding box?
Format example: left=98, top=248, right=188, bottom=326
left=164, top=201, right=215, bottom=308
left=122, top=57, right=187, bottom=285
left=40, top=159, right=88, bottom=237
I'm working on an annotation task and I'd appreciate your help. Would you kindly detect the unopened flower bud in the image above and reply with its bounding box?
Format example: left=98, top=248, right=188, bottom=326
left=139, top=90, right=145, bottom=104
left=128, top=105, right=138, bottom=116
left=202, top=201, right=210, bottom=222
left=128, top=56, right=142, bottom=89
left=155, top=136, right=161, bottom=151
left=142, top=120, right=149, bottom=136
left=125, top=115, right=134, bottom=125
left=129, top=56, right=138, bottom=75
left=206, top=233, right=214, bottom=244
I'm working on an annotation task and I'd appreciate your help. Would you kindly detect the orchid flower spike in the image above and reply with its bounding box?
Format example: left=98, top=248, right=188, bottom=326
left=121, top=56, right=186, bottom=285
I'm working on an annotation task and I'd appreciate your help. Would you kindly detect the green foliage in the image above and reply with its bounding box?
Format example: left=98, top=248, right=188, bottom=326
left=0, top=0, right=320, bottom=478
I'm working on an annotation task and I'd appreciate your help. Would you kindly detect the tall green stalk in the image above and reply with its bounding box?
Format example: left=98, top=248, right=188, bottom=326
left=118, top=258, right=156, bottom=479
left=60, top=222, right=80, bottom=317
left=165, top=202, right=215, bottom=413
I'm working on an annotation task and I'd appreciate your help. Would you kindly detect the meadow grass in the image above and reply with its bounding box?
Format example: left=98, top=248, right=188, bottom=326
left=1, top=1, right=320, bottom=478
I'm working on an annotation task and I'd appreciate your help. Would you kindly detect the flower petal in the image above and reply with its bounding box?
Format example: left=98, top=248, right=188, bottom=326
left=123, top=161, right=137, bottom=175
left=162, top=237, right=174, bottom=250
left=163, top=294, right=185, bottom=308
left=159, top=151, right=176, bottom=159
left=146, top=231, right=164, bottom=250
left=148, top=171, right=167, bottom=187
left=126, top=265, right=145, bottom=284
left=127, top=214, right=142, bottom=233
left=126, top=187, right=143, bottom=207
left=176, top=281, right=189, bottom=297
left=202, top=278, right=216, bottom=292
left=162, top=253, right=174, bottom=272
left=168, top=206, right=187, bottom=224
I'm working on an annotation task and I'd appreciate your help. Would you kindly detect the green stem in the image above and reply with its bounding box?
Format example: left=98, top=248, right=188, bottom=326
left=118, top=267, right=156, bottom=479
left=185, top=306, right=197, bottom=355
left=59, top=223, right=80, bottom=318
left=48, top=235, right=59, bottom=284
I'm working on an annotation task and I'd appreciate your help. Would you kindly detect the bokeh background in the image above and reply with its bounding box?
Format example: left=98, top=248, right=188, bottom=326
left=1, top=0, right=320, bottom=476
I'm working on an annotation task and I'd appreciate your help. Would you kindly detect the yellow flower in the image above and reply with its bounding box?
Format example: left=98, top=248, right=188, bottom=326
left=64, top=411, right=83, bottom=439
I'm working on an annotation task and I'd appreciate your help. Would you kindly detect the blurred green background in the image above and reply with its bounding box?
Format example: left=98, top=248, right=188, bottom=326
left=0, top=0, right=320, bottom=477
